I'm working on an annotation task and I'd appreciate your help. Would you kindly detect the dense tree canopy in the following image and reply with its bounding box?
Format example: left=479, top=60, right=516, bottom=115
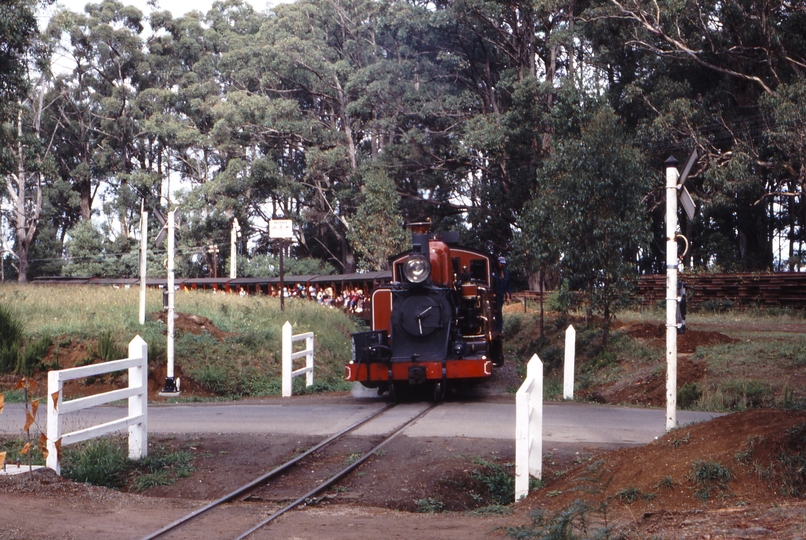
left=1, top=0, right=805, bottom=310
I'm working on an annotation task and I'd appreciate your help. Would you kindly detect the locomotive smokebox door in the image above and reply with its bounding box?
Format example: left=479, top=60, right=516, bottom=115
left=351, top=330, right=390, bottom=363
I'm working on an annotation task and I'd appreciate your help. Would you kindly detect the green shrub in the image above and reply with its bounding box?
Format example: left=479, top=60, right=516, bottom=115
left=538, top=345, right=563, bottom=371
left=0, top=344, right=20, bottom=374
left=0, top=306, right=24, bottom=374
left=62, top=438, right=128, bottom=489
left=94, top=330, right=123, bottom=362
left=678, top=382, right=702, bottom=409
left=775, top=424, right=806, bottom=497
left=689, top=459, right=731, bottom=501
left=583, top=349, right=618, bottom=372
left=720, top=379, right=772, bottom=410
left=18, top=335, right=51, bottom=374
left=615, top=486, right=641, bottom=503
left=415, top=498, right=444, bottom=513
left=191, top=363, right=233, bottom=395
left=472, top=458, right=515, bottom=506
left=0, top=305, right=24, bottom=348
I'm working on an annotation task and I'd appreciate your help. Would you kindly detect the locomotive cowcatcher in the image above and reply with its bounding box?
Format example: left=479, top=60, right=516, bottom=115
left=346, top=222, right=504, bottom=401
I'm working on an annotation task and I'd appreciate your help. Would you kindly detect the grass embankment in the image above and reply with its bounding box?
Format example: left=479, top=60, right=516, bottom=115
left=0, top=284, right=360, bottom=399
left=503, top=300, right=806, bottom=412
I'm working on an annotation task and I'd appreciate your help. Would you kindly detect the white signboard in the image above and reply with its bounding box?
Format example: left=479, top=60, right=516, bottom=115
left=269, top=219, right=294, bottom=239
left=679, top=186, right=696, bottom=221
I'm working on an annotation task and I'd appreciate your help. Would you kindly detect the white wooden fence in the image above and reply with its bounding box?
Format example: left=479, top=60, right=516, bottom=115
left=282, top=321, right=314, bottom=397
left=515, top=353, right=543, bottom=501
left=47, top=336, right=148, bottom=474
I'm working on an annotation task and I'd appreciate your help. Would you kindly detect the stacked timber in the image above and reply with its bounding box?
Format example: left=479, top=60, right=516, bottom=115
left=636, top=273, right=806, bottom=309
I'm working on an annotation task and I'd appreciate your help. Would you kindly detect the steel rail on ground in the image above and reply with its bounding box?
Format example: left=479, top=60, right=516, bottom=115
left=141, top=403, right=398, bottom=540
left=234, top=402, right=439, bottom=540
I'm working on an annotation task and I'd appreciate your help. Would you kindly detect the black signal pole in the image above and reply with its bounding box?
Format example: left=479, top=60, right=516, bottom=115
left=279, top=238, right=285, bottom=312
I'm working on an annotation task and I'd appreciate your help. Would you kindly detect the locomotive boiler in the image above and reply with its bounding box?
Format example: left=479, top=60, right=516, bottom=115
left=346, top=222, right=504, bottom=401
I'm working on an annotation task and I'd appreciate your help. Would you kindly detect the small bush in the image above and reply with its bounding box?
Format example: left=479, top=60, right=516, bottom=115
left=615, top=485, right=641, bottom=503
left=191, top=363, right=233, bottom=395
left=537, top=345, right=563, bottom=371
left=721, top=379, right=772, bottom=410
left=62, top=438, right=128, bottom=489
left=658, top=476, right=674, bottom=489
left=775, top=424, right=806, bottom=497
left=0, top=305, right=24, bottom=348
left=0, top=306, right=24, bottom=374
left=18, top=335, right=51, bottom=374
left=583, top=349, right=618, bottom=372
left=415, top=497, right=444, bottom=513
left=94, top=330, right=123, bottom=362
left=472, top=459, right=515, bottom=506
left=690, top=459, right=731, bottom=501
left=678, top=382, right=702, bottom=409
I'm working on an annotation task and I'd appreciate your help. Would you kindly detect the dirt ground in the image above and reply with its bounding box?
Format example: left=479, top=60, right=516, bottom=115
left=1, top=313, right=805, bottom=539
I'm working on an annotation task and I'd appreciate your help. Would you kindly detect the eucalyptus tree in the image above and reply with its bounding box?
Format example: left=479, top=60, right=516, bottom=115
left=1, top=0, right=58, bottom=283
left=394, top=0, right=580, bottom=256
left=347, top=165, right=408, bottom=271
left=530, top=105, right=650, bottom=344
left=592, top=0, right=806, bottom=271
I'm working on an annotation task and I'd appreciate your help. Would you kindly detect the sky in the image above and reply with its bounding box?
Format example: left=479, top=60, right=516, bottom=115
left=38, top=0, right=279, bottom=29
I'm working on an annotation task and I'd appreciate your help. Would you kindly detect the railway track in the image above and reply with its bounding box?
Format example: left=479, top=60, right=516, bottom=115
left=141, top=402, right=438, bottom=540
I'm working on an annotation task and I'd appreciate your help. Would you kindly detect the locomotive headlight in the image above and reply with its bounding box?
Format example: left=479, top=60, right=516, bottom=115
left=403, top=254, right=431, bottom=284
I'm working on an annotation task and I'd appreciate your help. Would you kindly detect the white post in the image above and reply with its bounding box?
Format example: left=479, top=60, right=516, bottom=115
left=160, top=209, right=179, bottom=395
left=515, top=354, right=543, bottom=501
left=563, top=324, right=576, bottom=400
left=282, top=321, right=292, bottom=397
left=46, top=369, right=62, bottom=473
left=230, top=218, right=240, bottom=279
left=306, top=333, right=315, bottom=387
left=665, top=157, right=679, bottom=431
left=139, top=208, right=147, bottom=325
left=128, top=336, right=148, bottom=460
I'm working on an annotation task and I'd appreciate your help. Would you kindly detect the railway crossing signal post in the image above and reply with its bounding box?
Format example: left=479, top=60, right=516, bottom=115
left=665, top=151, right=697, bottom=432
left=160, top=209, right=180, bottom=397
left=139, top=204, right=147, bottom=325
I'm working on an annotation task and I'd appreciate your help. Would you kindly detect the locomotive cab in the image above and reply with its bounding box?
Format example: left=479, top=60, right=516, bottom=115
left=347, top=221, right=503, bottom=401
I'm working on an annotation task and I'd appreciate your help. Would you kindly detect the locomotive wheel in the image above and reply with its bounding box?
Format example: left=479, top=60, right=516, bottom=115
left=491, top=337, right=505, bottom=367
left=389, top=382, right=402, bottom=403
left=432, top=381, right=445, bottom=403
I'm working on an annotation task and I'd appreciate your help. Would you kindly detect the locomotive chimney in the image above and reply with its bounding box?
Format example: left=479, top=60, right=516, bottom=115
left=407, top=221, right=431, bottom=254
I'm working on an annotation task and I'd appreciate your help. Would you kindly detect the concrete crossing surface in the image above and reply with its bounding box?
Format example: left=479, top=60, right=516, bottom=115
left=0, top=396, right=722, bottom=446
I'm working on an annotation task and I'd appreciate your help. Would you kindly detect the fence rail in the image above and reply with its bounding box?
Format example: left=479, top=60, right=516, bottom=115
left=46, top=336, right=148, bottom=474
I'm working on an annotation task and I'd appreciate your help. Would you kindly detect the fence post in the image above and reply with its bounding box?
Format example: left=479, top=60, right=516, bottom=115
left=46, top=370, right=62, bottom=474
left=305, top=333, right=315, bottom=388
left=282, top=321, right=293, bottom=397
left=563, top=324, right=576, bottom=400
left=515, top=354, right=543, bottom=501
left=128, top=336, right=148, bottom=460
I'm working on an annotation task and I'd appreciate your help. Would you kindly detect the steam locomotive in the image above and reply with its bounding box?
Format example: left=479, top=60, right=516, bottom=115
left=346, top=222, right=503, bottom=401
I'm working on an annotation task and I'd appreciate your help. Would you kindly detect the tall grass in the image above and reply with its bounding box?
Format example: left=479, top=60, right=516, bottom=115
left=0, top=284, right=359, bottom=396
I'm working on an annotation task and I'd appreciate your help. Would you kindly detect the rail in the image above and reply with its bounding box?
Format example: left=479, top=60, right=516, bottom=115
left=141, top=403, right=439, bottom=540
left=46, top=336, right=148, bottom=475
left=515, top=353, right=543, bottom=501
left=281, top=321, right=314, bottom=397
